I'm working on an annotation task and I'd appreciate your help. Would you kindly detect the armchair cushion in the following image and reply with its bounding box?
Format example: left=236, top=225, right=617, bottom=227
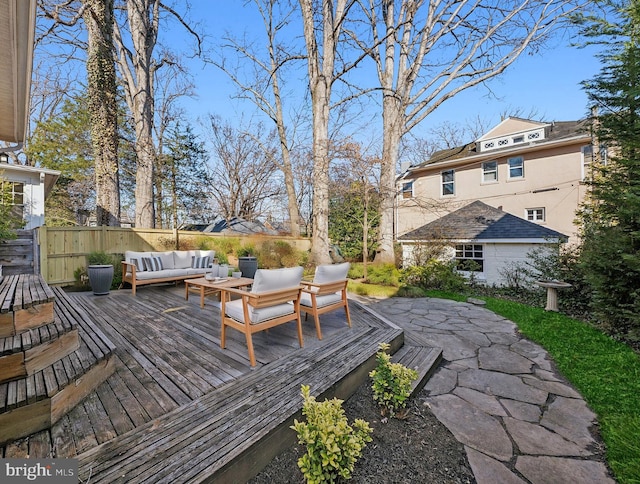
left=313, top=262, right=350, bottom=284
left=225, top=299, right=295, bottom=324
left=300, top=292, right=342, bottom=308
left=251, top=266, right=304, bottom=293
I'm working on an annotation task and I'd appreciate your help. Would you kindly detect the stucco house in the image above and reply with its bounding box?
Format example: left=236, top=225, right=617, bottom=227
left=397, top=117, right=594, bottom=245
left=399, top=200, right=567, bottom=286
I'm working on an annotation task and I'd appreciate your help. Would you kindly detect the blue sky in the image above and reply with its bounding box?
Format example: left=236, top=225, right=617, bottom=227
left=177, top=1, right=602, bottom=143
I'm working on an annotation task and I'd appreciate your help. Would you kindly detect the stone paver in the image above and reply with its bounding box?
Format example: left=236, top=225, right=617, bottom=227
left=359, top=296, right=615, bottom=484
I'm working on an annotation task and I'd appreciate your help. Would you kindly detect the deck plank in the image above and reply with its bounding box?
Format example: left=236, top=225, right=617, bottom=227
left=0, top=285, right=436, bottom=483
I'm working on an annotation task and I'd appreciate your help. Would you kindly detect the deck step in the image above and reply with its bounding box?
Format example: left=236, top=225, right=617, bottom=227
left=0, top=288, right=116, bottom=445
left=391, top=343, right=443, bottom=398
left=74, top=302, right=405, bottom=483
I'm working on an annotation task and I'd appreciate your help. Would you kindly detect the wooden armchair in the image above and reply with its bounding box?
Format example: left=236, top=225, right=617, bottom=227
left=300, top=262, right=351, bottom=340
left=220, top=266, right=304, bottom=367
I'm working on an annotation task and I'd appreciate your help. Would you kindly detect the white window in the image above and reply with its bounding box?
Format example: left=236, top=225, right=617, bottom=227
left=1, top=181, right=24, bottom=222
left=526, top=207, right=545, bottom=222
left=482, top=161, right=498, bottom=183
left=508, top=156, right=524, bottom=179
left=402, top=181, right=414, bottom=199
left=441, top=169, right=455, bottom=196
left=1, top=180, right=24, bottom=206
left=455, top=244, right=483, bottom=272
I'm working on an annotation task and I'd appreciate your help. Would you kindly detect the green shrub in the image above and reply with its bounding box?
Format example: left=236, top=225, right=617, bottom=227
left=400, top=259, right=466, bottom=292
left=347, top=263, right=364, bottom=279
left=395, top=285, right=426, bottom=298
left=370, top=343, right=418, bottom=418
left=210, top=237, right=240, bottom=257
left=292, top=385, right=372, bottom=483
left=365, top=263, right=399, bottom=286
left=255, top=240, right=304, bottom=268
left=87, top=251, right=114, bottom=265
left=237, top=245, right=255, bottom=257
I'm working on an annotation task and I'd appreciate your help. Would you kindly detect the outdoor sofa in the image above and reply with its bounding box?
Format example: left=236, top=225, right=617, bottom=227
left=122, top=249, right=216, bottom=295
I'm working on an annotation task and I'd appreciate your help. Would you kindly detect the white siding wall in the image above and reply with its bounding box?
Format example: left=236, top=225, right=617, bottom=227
left=402, top=241, right=551, bottom=286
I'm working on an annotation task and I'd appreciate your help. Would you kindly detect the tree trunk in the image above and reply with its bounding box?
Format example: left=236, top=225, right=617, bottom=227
left=84, top=0, right=120, bottom=226
left=116, top=0, right=157, bottom=228
left=376, top=95, right=403, bottom=264
left=310, top=81, right=332, bottom=265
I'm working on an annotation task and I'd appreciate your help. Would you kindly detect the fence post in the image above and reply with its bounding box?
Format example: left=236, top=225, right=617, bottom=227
left=100, top=225, right=106, bottom=252
left=38, top=226, right=48, bottom=282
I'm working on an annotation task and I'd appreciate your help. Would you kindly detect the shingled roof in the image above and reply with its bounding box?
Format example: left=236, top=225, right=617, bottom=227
left=413, top=119, right=588, bottom=168
left=399, top=201, right=567, bottom=241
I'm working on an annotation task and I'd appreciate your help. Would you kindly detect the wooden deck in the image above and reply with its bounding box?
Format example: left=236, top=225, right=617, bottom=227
left=0, top=284, right=407, bottom=482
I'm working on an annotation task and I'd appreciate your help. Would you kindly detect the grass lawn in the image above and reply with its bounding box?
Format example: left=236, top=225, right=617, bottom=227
left=426, top=290, right=640, bottom=484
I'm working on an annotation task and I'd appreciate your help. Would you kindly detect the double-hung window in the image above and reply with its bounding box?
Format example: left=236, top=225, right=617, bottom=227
left=441, top=169, right=455, bottom=196
left=482, top=161, right=498, bottom=183
left=508, top=156, right=524, bottom=179
left=1, top=180, right=24, bottom=221
left=402, top=181, right=414, bottom=199
left=454, top=244, right=483, bottom=272
left=581, top=145, right=593, bottom=181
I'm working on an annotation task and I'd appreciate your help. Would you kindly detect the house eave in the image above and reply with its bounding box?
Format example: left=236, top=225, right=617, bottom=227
left=0, top=0, right=37, bottom=144
left=399, top=237, right=566, bottom=244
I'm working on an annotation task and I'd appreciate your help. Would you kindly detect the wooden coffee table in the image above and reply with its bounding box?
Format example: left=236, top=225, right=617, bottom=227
left=185, top=277, right=253, bottom=308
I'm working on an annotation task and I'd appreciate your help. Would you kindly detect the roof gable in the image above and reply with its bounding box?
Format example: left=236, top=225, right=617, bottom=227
left=399, top=201, right=567, bottom=242
left=477, top=117, right=547, bottom=141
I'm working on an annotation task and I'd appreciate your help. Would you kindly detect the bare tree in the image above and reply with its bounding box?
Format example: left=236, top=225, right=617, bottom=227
left=216, top=0, right=305, bottom=237
left=112, top=0, right=201, bottom=228
left=364, top=0, right=583, bottom=263
left=206, top=116, right=283, bottom=222
left=299, top=0, right=361, bottom=264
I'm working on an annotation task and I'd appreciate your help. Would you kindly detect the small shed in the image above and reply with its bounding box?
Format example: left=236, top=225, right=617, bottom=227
left=1, top=162, right=60, bottom=229
left=398, top=200, right=567, bottom=286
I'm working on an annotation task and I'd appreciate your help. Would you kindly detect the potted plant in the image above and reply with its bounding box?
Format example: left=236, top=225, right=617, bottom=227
left=237, top=246, right=258, bottom=278
left=87, top=251, right=114, bottom=295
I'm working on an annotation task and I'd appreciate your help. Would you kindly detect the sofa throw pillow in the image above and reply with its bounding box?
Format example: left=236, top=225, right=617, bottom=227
left=191, top=255, right=211, bottom=269
left=130, top=258, right=145, bottom=272
left=142, top=256, right=163, bottom=272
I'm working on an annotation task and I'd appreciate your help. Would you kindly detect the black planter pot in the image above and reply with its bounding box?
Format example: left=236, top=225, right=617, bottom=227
left=88, top=264, right=114, bottom=295
left=238, top=257, right=258, bottom=279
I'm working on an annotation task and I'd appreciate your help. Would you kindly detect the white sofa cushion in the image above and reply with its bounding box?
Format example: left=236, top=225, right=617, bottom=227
left=136, top=268, right=187, bottom=280
left=225, top=298, right=295, bottom=324
left=186, top=268, right=210, bottom=275
left=314, top=262, right=350, bottom=283
left=174, top=250, right=198, bottom=269
left=156, top=251, right=176, bottom=270
left=251, top=266, right=303, bottom=293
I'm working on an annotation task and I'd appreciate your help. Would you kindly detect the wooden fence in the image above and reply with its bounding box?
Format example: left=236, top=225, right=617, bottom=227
left=36, top=226, right=311, bottom=286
